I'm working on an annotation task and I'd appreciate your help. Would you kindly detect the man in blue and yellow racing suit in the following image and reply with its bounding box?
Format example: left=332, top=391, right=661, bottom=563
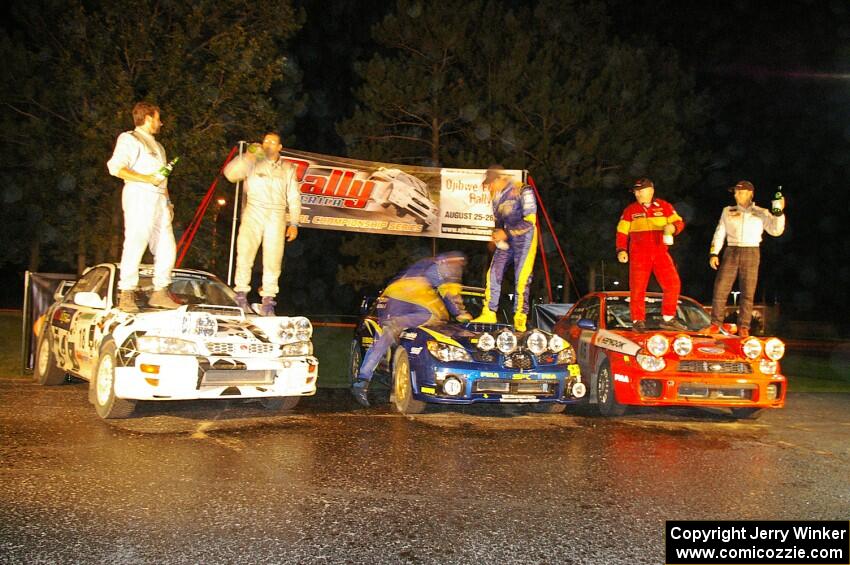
left=352, top=252, right=471, bottom=407
left=472, top=166, right=538, bottom=331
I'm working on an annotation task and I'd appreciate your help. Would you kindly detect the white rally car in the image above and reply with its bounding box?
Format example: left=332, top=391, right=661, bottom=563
left=33, top=264, right=318, bottom=419
left=368, top=167, right=438, bottom=228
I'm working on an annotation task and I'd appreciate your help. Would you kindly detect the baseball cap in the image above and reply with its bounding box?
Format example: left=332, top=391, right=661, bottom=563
left=631, top=177, right=654, bottom=191
left=729, top=180, right=755, bottom=192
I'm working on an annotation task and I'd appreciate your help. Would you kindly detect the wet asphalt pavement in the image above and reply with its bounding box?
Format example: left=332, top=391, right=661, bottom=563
left=0, top=379, right=848, bottom=564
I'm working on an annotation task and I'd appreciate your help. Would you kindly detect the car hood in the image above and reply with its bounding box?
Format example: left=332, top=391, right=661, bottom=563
left=600, top=328, right=750, bottom=361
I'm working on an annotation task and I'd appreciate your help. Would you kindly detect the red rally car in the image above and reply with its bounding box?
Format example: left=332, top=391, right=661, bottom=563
left=552, top=292, right=786, bottom=419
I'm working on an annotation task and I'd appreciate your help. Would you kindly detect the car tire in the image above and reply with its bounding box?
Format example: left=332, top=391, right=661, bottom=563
left=348, top=339, right=362, bottom=386
left=391, top=348, right=426, bottom=415
left=596, top=360, right=627, bottom=417
left=730, top=407, right=763, bottom=420
left=260, top=396, right=300, bottom=411
left=93, top=341, right=136, bottom=419
left=532, top=403, right=567, bottom=414
left=33, top=330, right=65, bottom=385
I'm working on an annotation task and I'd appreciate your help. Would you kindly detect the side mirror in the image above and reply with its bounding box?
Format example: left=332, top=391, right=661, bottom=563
left=74, top=291, right=106, bottom=309
left=577, top=318, right=598, bottom=331
left=54, top=280, right=76, bottom=301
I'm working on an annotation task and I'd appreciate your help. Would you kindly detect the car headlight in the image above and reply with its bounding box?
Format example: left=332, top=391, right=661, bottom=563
left=181, top=313, right=218, bottom=337
left=646, top=334, right=669, bottom=357
left=742, top=337, right=763, bottom=360
left=548, top=334, right=567, bottom=353
left=137, top=336, right=197, bottom=355
left=496, top=331, right=518, bottom=354
left=764, top=338, right=785, bottom=361
left=281, top=341, right=313, bottom=356
left=478, top=332, right=496, bottom=351
left=526, top=331, right=548, bottom=355
left=759, top=359, right=778, bottom=375
left=278, top=319, right=297, bottom=343
left=636, top=352, right=666, bottom=372
left=427, top=341, right=472, bottom=362
left=557, top=346, right=577, bottom=365
left=293, top=317, right=313, bottom=342
left=672, top=335, right=693, bottom=357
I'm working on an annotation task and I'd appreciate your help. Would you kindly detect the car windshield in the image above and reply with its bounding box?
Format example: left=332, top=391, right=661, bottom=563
left=137, top=271, right=239, bottom=307
left=605, top=296, right=711, bottom=331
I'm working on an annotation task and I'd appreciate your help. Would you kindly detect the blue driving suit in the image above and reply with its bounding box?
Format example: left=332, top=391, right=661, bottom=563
left=484, top=182, right=538, bottom=315
left=358, top=254, right=466, bottom=382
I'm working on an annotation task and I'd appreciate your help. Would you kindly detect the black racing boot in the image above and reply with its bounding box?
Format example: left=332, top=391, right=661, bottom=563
left=659, top=318, right=688, bottom=332
left=118, top=290, right=139, bottom=313
left=148, top=288, right=181, bottom=309
left=351, top=379, right=370, bottom=407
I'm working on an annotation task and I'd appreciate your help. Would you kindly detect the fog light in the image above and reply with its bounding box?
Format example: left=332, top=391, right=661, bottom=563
left=640, top=379, right=663, bottom=398
left=571, top=382, right=587, bottom=398
left=442, top=377, right=463, bottom=396
left=766, top=383, right=779, bottom=401
left=140, top=364, right=160, bottom=374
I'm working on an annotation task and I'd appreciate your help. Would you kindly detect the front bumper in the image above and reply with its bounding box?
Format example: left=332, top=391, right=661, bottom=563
left=114, top=353, right=318, bottom=401
left=609, top=360, right=786, bottom=409
left=410, top=363, right=585, bottom=405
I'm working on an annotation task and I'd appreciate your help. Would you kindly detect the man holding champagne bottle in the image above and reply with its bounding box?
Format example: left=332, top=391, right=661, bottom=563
left=107, top=101, right=180, bottom=312
left=224, top=133, right=301, bottom=316
left=708, top=180, right=786, bottom=336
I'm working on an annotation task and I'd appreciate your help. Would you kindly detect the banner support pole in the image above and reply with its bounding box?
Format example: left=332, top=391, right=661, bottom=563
left=226, top=142, right=245, bottom=286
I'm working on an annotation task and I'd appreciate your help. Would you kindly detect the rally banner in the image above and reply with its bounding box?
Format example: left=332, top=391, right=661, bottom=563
left=278, top=148, right=525, bottom=241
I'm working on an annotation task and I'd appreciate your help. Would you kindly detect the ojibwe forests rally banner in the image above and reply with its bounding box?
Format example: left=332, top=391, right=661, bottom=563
left=277, top=148, right=525, bottom=241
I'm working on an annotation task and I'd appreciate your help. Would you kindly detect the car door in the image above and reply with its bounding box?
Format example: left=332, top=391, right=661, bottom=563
left=53, top=267, right=112, bottom=378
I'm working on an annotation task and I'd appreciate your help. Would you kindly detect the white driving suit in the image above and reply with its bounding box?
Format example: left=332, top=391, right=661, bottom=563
left=224, top=154, right=301, bottom=297
left=107, top=127, right=176, bottom=291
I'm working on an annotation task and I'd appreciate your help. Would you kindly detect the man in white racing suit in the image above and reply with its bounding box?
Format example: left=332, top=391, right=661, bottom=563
left=107, top=101, right=180, bottom=313
left=224, top=133, right=301, bottom=316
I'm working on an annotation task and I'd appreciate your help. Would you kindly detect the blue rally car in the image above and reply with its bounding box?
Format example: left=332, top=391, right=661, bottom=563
left=349, top=286, right=586, bottom=414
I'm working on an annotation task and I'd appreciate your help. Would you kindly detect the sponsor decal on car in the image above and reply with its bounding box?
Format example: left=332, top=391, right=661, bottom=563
left=594, top=329, right=641, bottom=356
left=420, top=386, right=435, bottom=394
left=410, top=346, right=423, bottom=355
left=400, top=331, right=418, bottom=341
left=698, top=346, right=726, bottom=355
left=614, top=373, right=630, bottom=383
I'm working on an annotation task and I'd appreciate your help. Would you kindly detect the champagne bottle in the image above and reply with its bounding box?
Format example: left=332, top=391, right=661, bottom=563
left=771, top=185, right=784, bottom=216
left=156, top=156, right=180, bottom=181
left=247, top=143, right=265, bottom=161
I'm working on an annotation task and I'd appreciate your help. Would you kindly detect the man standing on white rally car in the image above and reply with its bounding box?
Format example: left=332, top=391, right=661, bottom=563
left=107, top=101, right=180, bottom=313
left=224, top=132, right=301, bottom=316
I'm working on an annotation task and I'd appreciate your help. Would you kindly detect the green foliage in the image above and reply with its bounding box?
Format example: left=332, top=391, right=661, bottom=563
left=0, top=0, right=305, bottom=271
left=337, top=0, right=708, bottom=291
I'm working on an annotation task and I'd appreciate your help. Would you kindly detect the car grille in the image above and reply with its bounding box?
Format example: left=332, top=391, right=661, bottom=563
left=200, top=370, right=275, bottom=387
left=473, top=380, right=554, bottom=396
left=206, top=342, right=278, bottom=356
left=678, top=360, right=752, bottom=374
left=677, top=383, right=756, bottom=400
left=504, top=352, right=533, bottom=370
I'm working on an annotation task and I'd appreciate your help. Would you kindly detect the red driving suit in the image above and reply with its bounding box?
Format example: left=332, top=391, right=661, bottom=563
left=616, top=199, right=684, bottom=321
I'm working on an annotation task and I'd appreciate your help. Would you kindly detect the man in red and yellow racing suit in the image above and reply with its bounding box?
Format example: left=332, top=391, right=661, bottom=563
left=616, top=178, right=687, bottom=332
